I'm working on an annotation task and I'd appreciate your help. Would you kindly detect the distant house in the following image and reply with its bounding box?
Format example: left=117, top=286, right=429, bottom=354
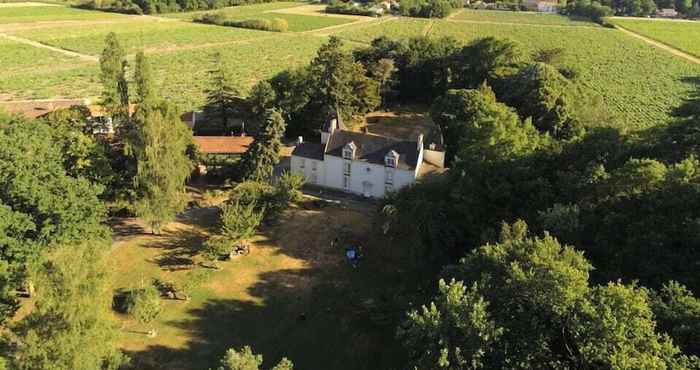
left=521, top=0, right=559, bottom=12
left=656, top=8, right=678, bottom=17
left=537, top=1, right=558, bottom=12
left=193, top=135, right=253, bottom=173
left=290, top=116, right=445, bottom=198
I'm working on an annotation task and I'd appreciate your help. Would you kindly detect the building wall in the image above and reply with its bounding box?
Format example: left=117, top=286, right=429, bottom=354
left=323, top=155, right=416, bottom=198
left=290, top=155, right=326, bottom=186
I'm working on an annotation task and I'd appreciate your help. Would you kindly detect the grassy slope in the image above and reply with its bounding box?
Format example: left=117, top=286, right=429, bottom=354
left=453, top=9, right=597, bottom=26
left=333, top=18, right=700, bottom=130
left=610, top=18, right=700, bottom=57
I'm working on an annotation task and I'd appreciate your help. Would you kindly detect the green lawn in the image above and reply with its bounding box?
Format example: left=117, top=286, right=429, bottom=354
left=333, top=18, right=700, bottom=131
left=108, top=200, right=406, bottom=370
left=0, top=5, right=126, bottom=23
left=452, top=9, right=597, bottom=26
left=610, top=18, right=700, bottom=57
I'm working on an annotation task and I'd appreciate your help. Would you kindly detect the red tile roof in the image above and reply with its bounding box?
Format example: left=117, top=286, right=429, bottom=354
left=193, top=136, right=253, bottom=154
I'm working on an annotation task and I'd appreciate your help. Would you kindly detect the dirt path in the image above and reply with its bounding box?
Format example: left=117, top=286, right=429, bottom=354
left=444, top=17, right=600, bottom=29
left=422, top=19, right=434, bottom=36
left=311, top=15, right=396, bottom=37
left=613, top=24, right=700, bottom=65
left=0, top=32, right=98, bottom=61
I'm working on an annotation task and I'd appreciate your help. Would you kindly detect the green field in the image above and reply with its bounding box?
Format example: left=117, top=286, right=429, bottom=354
left=162, top=2, right=356, bottom=32
left=610, top=18, right=700, bottom=57
left=8, top=21, right=270, bottom=55
left=333, top=18, right=700, bottom=130
left=453, top=9, right=597, bottom=26
left=2, top=3, right=700, bottom=130
left=0, top=4, right=125, bottom=23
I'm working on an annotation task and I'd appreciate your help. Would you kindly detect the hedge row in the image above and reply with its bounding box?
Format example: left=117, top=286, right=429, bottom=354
left=195, top=12, right=289, bottom=31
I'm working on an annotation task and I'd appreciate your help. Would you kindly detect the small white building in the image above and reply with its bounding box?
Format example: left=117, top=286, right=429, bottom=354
left=290, top=116, right=445, bottom=198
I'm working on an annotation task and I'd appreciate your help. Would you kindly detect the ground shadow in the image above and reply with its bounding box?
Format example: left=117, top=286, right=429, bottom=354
left=121, top=205, right=414, bottom=370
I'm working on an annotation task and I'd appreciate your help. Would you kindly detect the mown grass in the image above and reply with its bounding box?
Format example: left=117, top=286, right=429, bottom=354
left=8, top=20, right=270, bottom=55
left=333, top=18, right=700, bottom=130
left=160, top=2, right=304, bottom=19
left=0, top=4, right=125, bottom=23
left=609, top=18, right=700, bottom=57
left=108, top=200, right=405, bottom=370
left=452, top=9, right=597, bottom=26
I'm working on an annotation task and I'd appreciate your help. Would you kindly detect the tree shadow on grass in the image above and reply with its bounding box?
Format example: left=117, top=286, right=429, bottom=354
left=122, top=206, right=412, bottom=370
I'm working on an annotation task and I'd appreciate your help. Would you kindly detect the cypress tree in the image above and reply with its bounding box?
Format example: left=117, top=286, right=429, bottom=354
left=239, top=109, right=285, bottom=182
left=204, top=52, right=240, bottom=134
left=99, top=32, right=129, bottom=127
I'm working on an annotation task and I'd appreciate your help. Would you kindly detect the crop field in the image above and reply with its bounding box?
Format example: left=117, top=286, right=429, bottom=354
left=162, top=1, right=357, bottom=32
left=452, top=9, right=597, bottom=26
left=0, top=4, right=124, bottom=23
left=610, top=18, right=700, bottom=57
left=3, top=3, right=700, bottom=130
left=7, top=21, right=270, bottom=55
left=333, top=18, right=700, bottom=130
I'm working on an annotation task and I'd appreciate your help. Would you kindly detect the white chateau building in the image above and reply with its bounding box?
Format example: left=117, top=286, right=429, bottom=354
left=290, top=116, right=445, bottom=198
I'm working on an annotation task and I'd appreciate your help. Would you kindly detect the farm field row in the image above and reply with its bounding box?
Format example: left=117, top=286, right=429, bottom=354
left=609, top=17, right=700, bottom=58
left=452, top=9, right=597, bottom=27
left=332, top=18, right=700, bottom=130
left=0, top=4, right=125, bottom=23
left=3, top=3, right=700, bottom=131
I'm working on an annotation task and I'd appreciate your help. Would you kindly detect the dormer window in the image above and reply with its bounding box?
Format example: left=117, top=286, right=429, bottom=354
left=343, top=142, right=356, bottom=160
left=385, top=150, right=398, bottom=168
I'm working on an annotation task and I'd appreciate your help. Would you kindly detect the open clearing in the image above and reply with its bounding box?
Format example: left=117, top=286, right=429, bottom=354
left=610, top=17, right=700, bottom=59
left=2, top=4, right=700, bottom=128
left=108, top=193, right=405, bottom=370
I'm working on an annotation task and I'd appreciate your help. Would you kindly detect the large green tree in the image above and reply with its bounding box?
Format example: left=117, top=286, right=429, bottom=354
left=239, top=109, right=285, bottom=182
left=8, top=243, right=127, bottom=370
left=400, top=221, right=700, bottom=369
left=99, top=32, right=129, bottom=126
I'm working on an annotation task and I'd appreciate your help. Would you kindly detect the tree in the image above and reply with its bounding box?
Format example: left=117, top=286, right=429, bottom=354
left=215, top=346, right=293, bottom=370
left=676, top=0, right=693, bottom=12
left=401, top=221, right=699, bottom=369
left=99, top=32, right=129, bottom=126
left=125, top=284, right=162, bottom=325
left=239, top=109, right=285, bottom=182
left=248, top=80, right=277, bottom=117
left=0, top=115, right=109, bottom=322
left=309, top=37, right=379, bottom=119
left=203, top=200, right=264, bottom=263
left=649, top=281, right=700, bottom=356
left=370, top=58, right=396, bottom=107
left=134, top=51, right=157, bottom=107
left=131, top=101, right=193, bottom=233
left=8, top=243, right=127, bottom=370
left=204, top=52, right=241, bottom=134
left=452, top=37, right=522, bottom=89
left=430, top=85, right=545, bottom=164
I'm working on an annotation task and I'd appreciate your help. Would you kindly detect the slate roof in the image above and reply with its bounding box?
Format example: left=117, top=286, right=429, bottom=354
left=325, top=130, right=419, bottom=170
left=193, top=136, right=253, bottom=154
left=291, top=142, right=325, bottom=161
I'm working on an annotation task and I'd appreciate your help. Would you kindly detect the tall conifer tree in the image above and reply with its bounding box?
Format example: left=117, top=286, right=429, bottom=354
left=239, top=109, right=285, bottom=182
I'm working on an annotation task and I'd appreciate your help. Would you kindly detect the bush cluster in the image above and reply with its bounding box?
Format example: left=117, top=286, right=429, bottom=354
left=399, top=0, right=461, bottom=18
left=326, top=2, right=381, bottom=16
left=78, top=0, right=278, bottom=15
left=195, top=12, right=289, bottom=32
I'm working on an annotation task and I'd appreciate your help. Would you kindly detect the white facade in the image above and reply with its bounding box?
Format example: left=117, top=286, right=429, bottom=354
left=290, top=121, right=441, bottom=198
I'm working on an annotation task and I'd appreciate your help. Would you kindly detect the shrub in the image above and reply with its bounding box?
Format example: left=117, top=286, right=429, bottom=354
left=124, top=285, right=162, bottom=324
left=226, top=18, right=289, bottom=32
left=276, top=171, right=305, bottom=203
left=326, top=3, right=379, bottom=16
